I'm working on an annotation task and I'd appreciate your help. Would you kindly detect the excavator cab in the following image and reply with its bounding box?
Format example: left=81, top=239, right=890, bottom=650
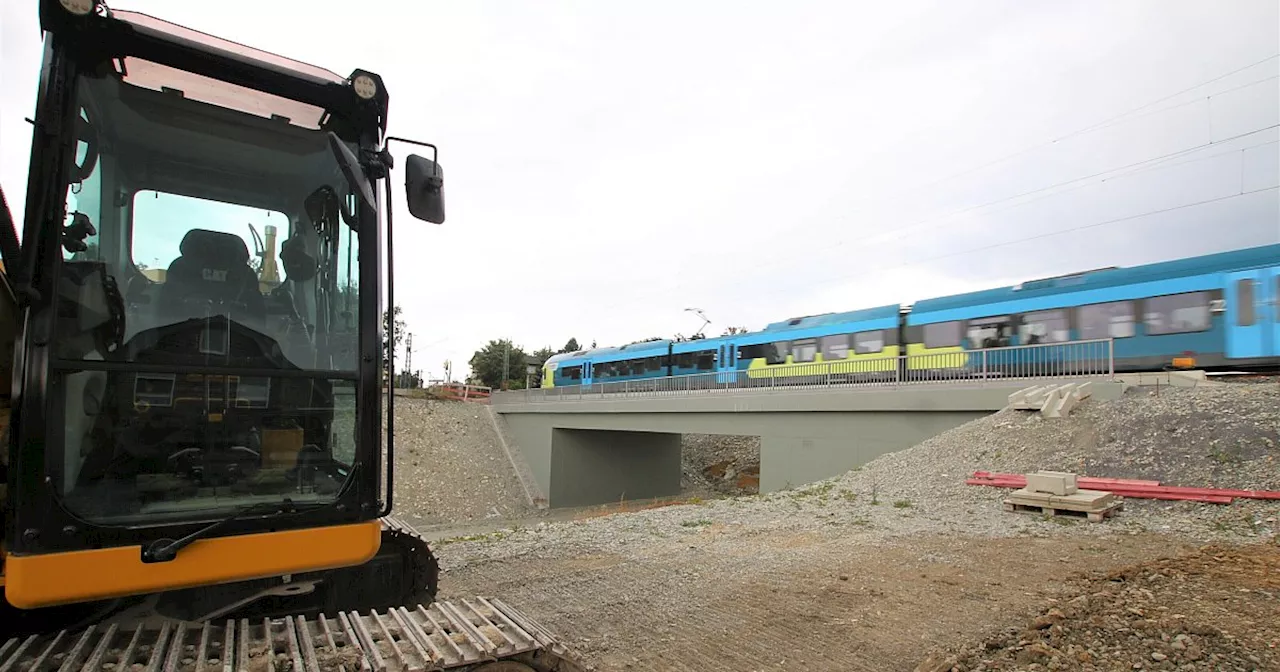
left=1, top=0, right=448, bottom=634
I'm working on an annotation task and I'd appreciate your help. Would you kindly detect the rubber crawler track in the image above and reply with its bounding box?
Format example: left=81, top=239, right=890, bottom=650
left=2, top=518, right=585, bottom=672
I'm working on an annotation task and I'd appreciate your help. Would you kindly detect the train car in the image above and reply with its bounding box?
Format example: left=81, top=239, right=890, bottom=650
left=539, top=243, right=1280, bottom=390
left=732, top=305, right=902, bottom=383
left=541, top=339, right=679, bottom=389
left=907, top=243, right=1280, bottom=374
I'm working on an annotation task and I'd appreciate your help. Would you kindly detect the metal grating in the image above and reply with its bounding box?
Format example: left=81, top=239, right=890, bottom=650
left=1, top=598, right=562, bottom=672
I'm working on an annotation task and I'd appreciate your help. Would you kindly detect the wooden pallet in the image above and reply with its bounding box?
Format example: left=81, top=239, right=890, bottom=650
left=1003, top=499, right=1124, bottom=522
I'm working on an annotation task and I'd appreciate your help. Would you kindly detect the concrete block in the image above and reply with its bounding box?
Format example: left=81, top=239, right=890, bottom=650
left=1008, top=385, right=1049, bottom=409
left=1026, top=471, right=1078, bottom=495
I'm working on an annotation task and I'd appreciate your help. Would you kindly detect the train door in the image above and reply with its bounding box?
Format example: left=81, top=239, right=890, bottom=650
left=1271, top=267, right=1280, bottom=358
left=1225, top=269, right=1277, bottom=358
left=717, top=342, right=738, bottom=383
left=581, top=359, right=594, bottom=386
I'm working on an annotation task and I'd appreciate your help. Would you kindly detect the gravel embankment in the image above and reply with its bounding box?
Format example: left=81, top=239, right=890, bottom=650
left=391, top=397, right=534, bottom=526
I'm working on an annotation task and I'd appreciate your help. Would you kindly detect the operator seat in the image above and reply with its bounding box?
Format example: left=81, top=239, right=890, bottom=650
left=158, top=229, right=265, bottom=325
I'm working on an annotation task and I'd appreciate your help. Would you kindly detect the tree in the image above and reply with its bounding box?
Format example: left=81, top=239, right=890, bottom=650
left=383, top=306, right=405, bottom=361
left=469, top=339, right=529, bottom=389
left=531, top=347, right=557, bottom=364
left=560, top=338, right=580, bottom=354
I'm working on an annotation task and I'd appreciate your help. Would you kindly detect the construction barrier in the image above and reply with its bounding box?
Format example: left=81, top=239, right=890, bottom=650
left=435, top=383, right=492, bottom=403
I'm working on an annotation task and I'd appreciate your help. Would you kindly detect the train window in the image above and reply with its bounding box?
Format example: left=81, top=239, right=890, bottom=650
left=756, top=342, right=787, bottom=364
left=923, top=321, right=961, bottom=348
left=966, top=316, right=1012, bottom=348
left=1236, top=279, right=1255, bottom=326
left=561, top=365, right=582, bottom=380
left=821, top=334, right=849, bottom=359
left=792, top=339, right=818, bottom=363
left=1020, top=310, right=1069, bottom=344
left=695, top=350, right=716, bottom=371
left=1078, top=301, right=1135, bottom=339
left=1144, top=291, right=1211, bottom=335
left=853, top=330, right=884, bottom=354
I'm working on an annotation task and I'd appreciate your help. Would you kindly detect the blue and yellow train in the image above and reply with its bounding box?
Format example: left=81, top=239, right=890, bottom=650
left=541, top=244, right=1280, bottom=388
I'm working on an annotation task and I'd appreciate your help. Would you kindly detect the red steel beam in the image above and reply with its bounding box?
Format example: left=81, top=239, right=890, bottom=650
left=965, top=478, right=1234, bottom=504
left=969, top=471, right=1280, bottom=500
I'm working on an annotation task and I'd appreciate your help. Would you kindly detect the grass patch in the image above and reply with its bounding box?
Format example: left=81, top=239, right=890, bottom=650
left=434, top=530, right=512, bottom=546
left=892, top=500, right=913, bottom=509
left=680, top=519, right=713, bottom=528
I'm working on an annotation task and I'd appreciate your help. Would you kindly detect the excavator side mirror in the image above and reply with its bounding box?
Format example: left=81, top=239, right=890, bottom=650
left=404, top=154, right=445, bottom=224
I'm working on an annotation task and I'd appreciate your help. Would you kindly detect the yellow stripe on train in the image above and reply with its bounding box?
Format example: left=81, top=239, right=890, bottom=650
left=743, top=343, right=968, bottom=377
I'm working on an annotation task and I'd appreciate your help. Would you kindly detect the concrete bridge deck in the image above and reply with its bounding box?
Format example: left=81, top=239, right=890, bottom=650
left=492, top=378, right=1124, bottom=508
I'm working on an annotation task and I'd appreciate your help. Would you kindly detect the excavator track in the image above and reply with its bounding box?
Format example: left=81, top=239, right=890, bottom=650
left=2, top=518, right=585, bottom=671
left=0, top=596, right=583, bottom=672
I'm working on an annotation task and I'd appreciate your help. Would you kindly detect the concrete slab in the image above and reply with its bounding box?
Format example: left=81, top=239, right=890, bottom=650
left=1026, top=471, right=1078, bottom=496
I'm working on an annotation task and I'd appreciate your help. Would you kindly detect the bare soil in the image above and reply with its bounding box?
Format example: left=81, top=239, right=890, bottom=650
left=440, top=529, right=1280, bottom=672
left=917, top=541, right=1280, bottom=672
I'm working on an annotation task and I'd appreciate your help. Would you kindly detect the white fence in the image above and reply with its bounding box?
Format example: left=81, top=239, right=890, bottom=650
left=492, top=338, right=1115, bottom=405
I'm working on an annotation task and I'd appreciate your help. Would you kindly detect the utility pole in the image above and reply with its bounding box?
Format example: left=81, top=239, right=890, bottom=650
left=404, top=333, right=414, bottom=388
left=502, top=340, right=510, bottom=387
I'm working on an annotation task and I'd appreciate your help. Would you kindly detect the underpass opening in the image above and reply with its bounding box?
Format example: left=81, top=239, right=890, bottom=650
left=550, top=428, right=683, bottom=508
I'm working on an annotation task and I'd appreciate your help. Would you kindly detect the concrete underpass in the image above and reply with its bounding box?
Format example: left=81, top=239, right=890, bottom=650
left=491, top=379, right=1126, bottom=508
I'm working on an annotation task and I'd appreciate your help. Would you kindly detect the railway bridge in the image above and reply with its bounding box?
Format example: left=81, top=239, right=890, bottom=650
left=486, top=340, right=1162, bottom=508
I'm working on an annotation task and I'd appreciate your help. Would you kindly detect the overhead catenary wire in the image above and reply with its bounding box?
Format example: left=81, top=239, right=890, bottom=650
left=772, top=185, right=1280, bottom=307
left=849, top=121, right=1280, bottom=250
left=848, top=53, right=1280, bottom=212
left=556, top=55, right=1280, bottom=336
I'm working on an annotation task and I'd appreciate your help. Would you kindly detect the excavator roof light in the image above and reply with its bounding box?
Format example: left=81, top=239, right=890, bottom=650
left=60, top=0, right=94, bottom=15
left=353, top=74, right=378, bottom=100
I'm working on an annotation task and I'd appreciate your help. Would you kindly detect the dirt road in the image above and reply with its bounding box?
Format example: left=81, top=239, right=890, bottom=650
left=440, top=527, right=1245, bottom=671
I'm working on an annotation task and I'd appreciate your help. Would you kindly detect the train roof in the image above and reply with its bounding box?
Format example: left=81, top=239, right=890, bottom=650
left=762, top=304, right=901, bottom=332
left=911, top=243, right=1280, bottom=318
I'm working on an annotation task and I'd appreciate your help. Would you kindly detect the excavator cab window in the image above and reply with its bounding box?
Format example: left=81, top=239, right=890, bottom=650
left=45, top=63, right=367, bottom=527
left=3, top=4, right=392, bottom=550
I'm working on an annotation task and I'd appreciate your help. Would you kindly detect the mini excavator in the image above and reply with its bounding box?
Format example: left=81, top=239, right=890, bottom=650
left=1, top=2, right=582, bottom=670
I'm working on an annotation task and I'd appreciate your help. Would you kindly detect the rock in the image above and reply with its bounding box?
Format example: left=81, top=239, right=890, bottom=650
left=1151, top=652, right=1167, bottom=661
left=913, top=654, right=958, bottom=672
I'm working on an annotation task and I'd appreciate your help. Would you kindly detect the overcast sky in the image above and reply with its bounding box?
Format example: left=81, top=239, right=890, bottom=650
left=2, top=1, right=1278, bottom=380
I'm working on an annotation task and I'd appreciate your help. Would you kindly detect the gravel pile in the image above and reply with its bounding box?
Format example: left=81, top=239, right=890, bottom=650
left=391, top=397, right=534, bottom=526
left=818, top=381, right=1280, bottom=540
left=916, top=542, right=1280, bottom=672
